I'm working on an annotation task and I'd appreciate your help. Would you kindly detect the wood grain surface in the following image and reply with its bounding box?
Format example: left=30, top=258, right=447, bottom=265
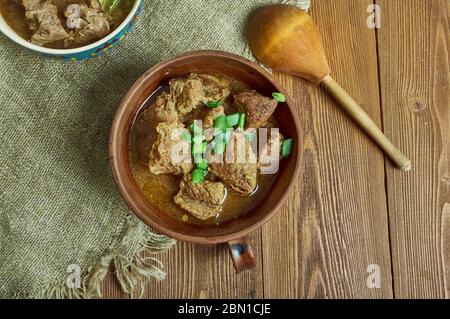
left=376, top=0, right=449, bottom=298
left=103, top=0, right=449, bottom=299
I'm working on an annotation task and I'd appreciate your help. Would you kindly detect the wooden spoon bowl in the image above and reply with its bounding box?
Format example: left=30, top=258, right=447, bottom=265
left=248, top=4, right=330, bottom=84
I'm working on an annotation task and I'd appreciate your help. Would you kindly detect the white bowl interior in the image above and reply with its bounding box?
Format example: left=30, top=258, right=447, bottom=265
left=0, top=0, right=141, bottom=55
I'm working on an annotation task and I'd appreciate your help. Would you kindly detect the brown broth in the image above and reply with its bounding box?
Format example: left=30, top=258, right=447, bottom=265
left=129, top=78, right=278, bottom=225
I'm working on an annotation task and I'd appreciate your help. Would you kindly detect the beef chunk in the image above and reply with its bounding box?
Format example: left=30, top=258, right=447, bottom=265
left=174, top=176, right=226, bottom=220
left=149, top=122, right=193, bottom=175
left=209, top=161, right=257, bottom=195
left=209, top=132, right=257, bottom=195
left=169, top=74, right=231, bottom=118
left=86, top=0, right=101, bottom=11
left=169, top=78, right=205, bottom=116
left=23, top=0, right=70, bottom=46
left=64, top=0, right=110, bottom=47
left=134, top=92, right=180, bottom=167
left=153, top=92, right=179, bottom=123
left=189, top=74, right=231, bottom=102
left=234, top=91, right=278, bottom=129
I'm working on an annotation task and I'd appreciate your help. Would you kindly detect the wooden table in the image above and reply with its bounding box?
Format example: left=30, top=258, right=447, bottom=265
left=104, top=0, right=449, bottom=299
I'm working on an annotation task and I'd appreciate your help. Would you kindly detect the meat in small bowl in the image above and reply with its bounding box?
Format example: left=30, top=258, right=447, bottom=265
left=0, top=0, right=141, bottom=60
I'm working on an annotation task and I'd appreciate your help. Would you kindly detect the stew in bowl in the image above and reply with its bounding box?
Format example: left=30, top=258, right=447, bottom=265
left=109, top=51, right=303, bottom=272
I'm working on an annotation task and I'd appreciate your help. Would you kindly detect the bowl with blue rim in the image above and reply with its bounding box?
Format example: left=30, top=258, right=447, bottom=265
left=0, top=0, right=142, bottom=61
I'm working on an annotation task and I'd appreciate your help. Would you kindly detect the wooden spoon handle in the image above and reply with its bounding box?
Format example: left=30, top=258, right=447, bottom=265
left=322, top=75, right=411, bottom=171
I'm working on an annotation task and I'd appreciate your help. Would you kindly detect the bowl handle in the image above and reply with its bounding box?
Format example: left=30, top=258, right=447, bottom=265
left=227, top=236, right=256, bottom=273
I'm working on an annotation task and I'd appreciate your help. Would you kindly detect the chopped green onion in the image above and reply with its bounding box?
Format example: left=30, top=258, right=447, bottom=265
left=213, top=142, right=226, bottom=155
left=192, top=168, right=205, bottom=184
left=190, top=122, right=203, bottom=135
left=214, top=132, right=224, bottom=143
left=196, top=158, right=208, bottom=170
left=226, top=113, right=240, bottom=127
left=205, top=100, right=224, bottom=108
left=281, top=138, right=294, bottom=158
left=213, top=128, right=223, bottom=137
left=223, top=129, right=232, bottom=144
left=181, top=131, right=192, bottom=143
left=192, top=141, right=207, bottom=155
left=214, top=129, right=232, bottom=145
left=192, top=134, right=206, bottom=144
left=272, top=92, right=286, bottom=103
left=213, top=115, right=227, bottom=130
left=99, top=0, right=121, bottom=12
left=193, top=154, right=203, bottom=164
left=238, top=113, right=246, bottom=129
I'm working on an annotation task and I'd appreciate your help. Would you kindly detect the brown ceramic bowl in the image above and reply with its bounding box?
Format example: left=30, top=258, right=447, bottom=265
left=109, top=50, right=303, bottom=272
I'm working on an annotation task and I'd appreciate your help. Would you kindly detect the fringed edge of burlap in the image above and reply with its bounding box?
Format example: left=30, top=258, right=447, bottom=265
left=34, top=217, right=176, bottom=299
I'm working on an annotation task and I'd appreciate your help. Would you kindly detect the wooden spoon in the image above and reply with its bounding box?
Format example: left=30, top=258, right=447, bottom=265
left=248, top=4, right=411, bottom=171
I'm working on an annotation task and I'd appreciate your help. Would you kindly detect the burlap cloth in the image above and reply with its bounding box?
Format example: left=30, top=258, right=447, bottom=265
left=0, top=0, right=310, bottom=298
